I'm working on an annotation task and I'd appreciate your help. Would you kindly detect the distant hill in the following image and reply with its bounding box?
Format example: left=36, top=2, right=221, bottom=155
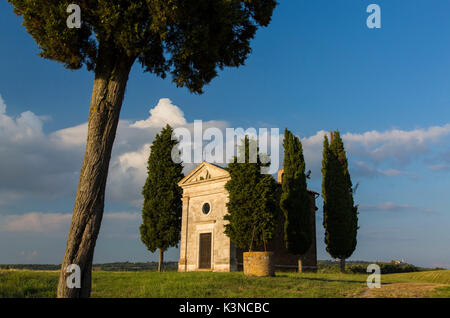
left=1, top=260, right=442, bottom=273
left=0, top=262, right=178, bottom=272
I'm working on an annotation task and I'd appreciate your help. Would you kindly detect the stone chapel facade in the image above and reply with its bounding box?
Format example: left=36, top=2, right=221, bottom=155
left=178, top=161, right=318, bottom=273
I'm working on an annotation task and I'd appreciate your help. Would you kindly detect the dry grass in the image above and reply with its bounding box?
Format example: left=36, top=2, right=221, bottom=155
left=360, top=283, right=446, bottom=298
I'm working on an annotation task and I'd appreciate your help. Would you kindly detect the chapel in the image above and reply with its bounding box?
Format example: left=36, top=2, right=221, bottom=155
left=178, top=161, right=318, bottom=272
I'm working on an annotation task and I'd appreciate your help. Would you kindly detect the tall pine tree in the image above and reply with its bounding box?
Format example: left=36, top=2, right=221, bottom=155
left=140, top=125, right=184, bottom=272
left=224, top=136, right=278, bottom=251
left=322, top=132, right=358, bottom=273
left=280, top=129, right=312, bottom=259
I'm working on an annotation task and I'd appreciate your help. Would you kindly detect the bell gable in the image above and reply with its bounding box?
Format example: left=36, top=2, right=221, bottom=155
left=178, top=161, right=230, bottom=187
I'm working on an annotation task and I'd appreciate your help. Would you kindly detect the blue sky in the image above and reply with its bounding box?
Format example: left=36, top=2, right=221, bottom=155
left=0, top=1, right=449, bottom=268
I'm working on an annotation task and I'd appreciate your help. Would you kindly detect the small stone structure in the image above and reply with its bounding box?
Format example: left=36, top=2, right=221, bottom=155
left=243, top=252, right=275, bottom=277
left=178, top=161, right=318, bottom=272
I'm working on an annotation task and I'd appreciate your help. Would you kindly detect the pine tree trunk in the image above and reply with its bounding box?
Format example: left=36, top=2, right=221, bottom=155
left=57, top=52, right=134, bottom=298
left=298, top=257, right=303, bottom=273
left=158, top=249, right=164, bottom=272
left=340, top=258, right=346, bottom=273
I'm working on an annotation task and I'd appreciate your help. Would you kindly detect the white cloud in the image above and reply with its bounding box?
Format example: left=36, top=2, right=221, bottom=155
left=0, top=95, right=231, bottom=208
left=343, top=125, right=450, bottom=164
left=0, top=212, right=140, bottom=234
left=107, top=118, right=229, bottom=206
left=0, top=212, right=71, bottom=233
left=19, top=250, right=38, bottom=261
left=1, top=93, right=450, bottom=210
left=50, top=123, right=88, bottom=147
left=107, top=143, right=151, bottom=206
left=0, top=97, right=80, bottom=202
left=380, top=169, right=407, bottom=177
left=131, top=98, right=187, bottom=128
left=429, top=164, right=450, bottom=172
left=0, top=190, right=23, bottom=207
left=0, top=107, right=45, bottom=142
left=0, top=94, right=6, bottom=114
left=105, top=212, right=140, bottom=221
left=298, top=125, right=450, bottom=179
left=352, top=161, right=408, bottom=178
left=300, top=130, right=328, bottom=178
left=359, top=202, right=435, bottom=214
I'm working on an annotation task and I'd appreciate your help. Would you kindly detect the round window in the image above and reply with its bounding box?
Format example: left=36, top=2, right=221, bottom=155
left=202, top=202, right=211, bottom=215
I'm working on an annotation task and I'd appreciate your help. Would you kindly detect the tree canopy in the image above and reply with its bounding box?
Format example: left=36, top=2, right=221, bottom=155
left=139, top=125, right=184, bottom=262
left=224, top=136, right=278, bottom=251
left=9, top=0, right=277, bottom=93
left=322, top=132, right=358, bottom=266
left=280, top=129, right=312, bottom=256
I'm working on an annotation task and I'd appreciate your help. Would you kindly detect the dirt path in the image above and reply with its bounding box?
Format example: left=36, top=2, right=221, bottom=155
left=359, top=283, right=446, bottom=298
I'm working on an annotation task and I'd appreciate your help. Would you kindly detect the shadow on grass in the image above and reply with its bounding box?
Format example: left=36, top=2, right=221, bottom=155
left=273, top=273, right=365, bottom=284
left=299, top=277, right=364, bottom=284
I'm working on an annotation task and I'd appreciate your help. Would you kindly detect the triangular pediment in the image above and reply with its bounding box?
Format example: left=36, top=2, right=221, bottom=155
left=178, top=162, right=229, bottom=186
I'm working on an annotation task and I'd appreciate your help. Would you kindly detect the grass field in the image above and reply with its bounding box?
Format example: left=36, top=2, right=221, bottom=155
left=0, top=270, right=449, bottom=298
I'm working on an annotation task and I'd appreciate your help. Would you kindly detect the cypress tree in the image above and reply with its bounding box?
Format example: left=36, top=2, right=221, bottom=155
left=322, top=132, right=358, bottom=273
left=7, top=0, right=277, bottom=297
left=224, top=136, right=278, bottom=251
left=280, top=129, right=312, bottom=258
left=139, top=125, right=184, bottom=272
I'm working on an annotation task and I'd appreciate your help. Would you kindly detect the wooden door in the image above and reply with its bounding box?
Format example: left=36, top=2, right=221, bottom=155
left=199, top=233, right=212, bottom=269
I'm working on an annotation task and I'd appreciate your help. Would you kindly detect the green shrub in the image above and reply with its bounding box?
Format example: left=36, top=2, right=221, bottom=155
left=348, top=262, right=419, bottom=274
